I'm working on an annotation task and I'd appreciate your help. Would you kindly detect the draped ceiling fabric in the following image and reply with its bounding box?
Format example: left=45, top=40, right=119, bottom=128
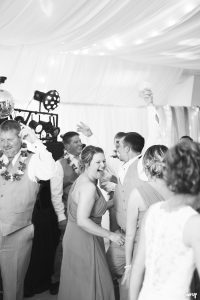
left=0, top=0, right=200, bottom=152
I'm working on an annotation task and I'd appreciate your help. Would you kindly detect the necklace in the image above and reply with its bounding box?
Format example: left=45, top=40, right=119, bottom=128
left=63, top=151, right=81, bottom=174
left=0, top=143, right=28, bottom=182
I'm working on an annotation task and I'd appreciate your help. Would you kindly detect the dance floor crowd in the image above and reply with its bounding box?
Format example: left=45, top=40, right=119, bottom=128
left=0, top=119, right=200, bottom=300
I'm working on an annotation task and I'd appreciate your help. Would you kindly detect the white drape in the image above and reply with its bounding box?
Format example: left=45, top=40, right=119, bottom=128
left=1, top=48, right=184, bottom=108
left=0, top=0, right=200, bottom=109
left=1, top=0, right=200, bottom=150
left=0, top=0, right=200, bottom=70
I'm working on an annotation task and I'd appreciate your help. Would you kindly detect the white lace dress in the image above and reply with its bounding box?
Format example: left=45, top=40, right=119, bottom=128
left=138, top=202, right=197, bottom=300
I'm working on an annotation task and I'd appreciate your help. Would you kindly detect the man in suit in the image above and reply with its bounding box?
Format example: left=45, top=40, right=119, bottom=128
left=50, top=131, right=84, bottom=294
left=106, top=132, right=145, bottom=300
left=0, top=120, right=55, bottom=300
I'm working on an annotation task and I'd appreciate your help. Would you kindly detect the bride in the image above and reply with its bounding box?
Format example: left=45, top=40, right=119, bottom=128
left=129, top=141, right=200, bottom=300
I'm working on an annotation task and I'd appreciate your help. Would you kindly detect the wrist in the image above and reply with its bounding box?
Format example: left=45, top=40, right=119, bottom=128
left=85, top=131, right=93, bottom=137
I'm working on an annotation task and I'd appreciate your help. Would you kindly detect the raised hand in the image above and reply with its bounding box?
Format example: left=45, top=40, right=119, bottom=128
left=76, top=121, right=93, bottom=137
left=139, top=88, right=153, bottom=105
left=19, top=124, right=39, bottom=144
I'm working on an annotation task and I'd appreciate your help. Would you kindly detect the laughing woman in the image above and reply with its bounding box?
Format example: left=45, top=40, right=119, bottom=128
left=58, top=145, right=124, bottom=300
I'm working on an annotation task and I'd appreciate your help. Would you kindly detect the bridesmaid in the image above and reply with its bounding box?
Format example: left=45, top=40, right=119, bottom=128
left=58, top=145, right=125, bottom=300
left=122, top=145, right=171, bottom=287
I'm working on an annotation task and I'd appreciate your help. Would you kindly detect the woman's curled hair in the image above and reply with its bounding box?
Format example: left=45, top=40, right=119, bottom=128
left=143, top=145, right=168, bottom=179
left=164, top=141, right=200, bottom=195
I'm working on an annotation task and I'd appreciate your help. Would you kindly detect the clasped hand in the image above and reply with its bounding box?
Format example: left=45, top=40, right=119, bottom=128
left=109, top=232, right=125, bottom=247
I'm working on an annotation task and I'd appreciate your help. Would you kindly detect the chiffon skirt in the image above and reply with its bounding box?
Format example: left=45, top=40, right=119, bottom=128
left=58, top=221, right=115, bottom=300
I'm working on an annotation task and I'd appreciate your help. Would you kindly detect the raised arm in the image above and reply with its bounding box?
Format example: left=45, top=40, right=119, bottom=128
left=19, top=125, right=55, bottom=181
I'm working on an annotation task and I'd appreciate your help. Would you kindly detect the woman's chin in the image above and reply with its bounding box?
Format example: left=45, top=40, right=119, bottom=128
left=96, top=171, right=104, bottom=179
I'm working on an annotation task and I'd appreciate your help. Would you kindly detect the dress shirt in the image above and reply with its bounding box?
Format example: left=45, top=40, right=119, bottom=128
left=50, top=154, right=80, bottom=222
left=118, top=155, right=141, bottom=185
left=106, top=156, right=123, bottom=178
left=7, top=140, right=55, bottom=182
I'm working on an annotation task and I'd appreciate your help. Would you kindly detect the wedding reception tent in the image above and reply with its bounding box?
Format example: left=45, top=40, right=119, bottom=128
left=1, top=0, right=200, bottom=152
left=1, top=2, right=200, bottom=300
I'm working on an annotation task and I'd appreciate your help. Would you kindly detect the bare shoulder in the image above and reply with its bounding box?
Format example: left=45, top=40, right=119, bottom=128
left=184, top=213, right=200, bottom=246
left=78, top=177, right=96, bottom=194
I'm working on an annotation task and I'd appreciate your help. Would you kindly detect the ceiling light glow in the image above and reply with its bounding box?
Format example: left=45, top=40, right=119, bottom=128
left=149, top=30, right=162, bottom=37
left=183, top=4, right=196, bottom=14
left=178, top=38, right=200, bottom=46
left=134, top=39, right=144, bottom=45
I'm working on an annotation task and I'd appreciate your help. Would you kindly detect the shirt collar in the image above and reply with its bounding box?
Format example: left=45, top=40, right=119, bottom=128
left=66, top=152, right=80, bottom=161
left=4, top=150, right=21, bottom=166
left=122, top=154, right=141, bottom=169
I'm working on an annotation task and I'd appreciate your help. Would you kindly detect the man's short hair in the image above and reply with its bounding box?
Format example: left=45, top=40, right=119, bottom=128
left=61, top=131, right=79, bottom=145
left=180, top=135, right=193, bottom=142
left=123, top=132, right=145, bottom=154
left=114, top=132, right=126, bottom=140
left=0, top=120, right=21, bottom=134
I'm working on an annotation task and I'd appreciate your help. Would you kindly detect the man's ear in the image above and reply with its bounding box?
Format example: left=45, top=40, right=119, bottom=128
left=125, top=145, right=130, bottom=153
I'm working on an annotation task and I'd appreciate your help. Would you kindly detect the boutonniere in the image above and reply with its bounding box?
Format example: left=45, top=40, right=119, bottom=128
left=63, top=151, right=80, bottom=174
left=0, top=142, right=28, bottom=182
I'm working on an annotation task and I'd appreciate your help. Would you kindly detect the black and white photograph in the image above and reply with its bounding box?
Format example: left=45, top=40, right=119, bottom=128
left=0, top=1, right=200, bottom=300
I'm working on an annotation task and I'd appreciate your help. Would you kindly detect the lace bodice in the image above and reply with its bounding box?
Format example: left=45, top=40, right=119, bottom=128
left=139, top=202, right=197, bottom=300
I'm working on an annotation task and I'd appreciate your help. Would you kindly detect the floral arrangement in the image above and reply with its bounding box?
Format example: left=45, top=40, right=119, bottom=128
left=63, top=151, right=80, bottom=174
left=0, top=142, right=28, bottom=182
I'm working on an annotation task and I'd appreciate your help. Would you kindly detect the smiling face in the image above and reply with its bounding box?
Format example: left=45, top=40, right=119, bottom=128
left=0, top=129, right=22, bottom=160
left=65, top=134, right=82, bottom=156
left=87, top=152, right=106, bottom=180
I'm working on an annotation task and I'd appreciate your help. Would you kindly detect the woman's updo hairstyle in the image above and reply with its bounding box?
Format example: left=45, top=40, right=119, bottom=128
left=80, top=145, right=104, bottom=171
left=164, top=141, right=200, bottom=195
left=143, top=145, right=168, bottom=179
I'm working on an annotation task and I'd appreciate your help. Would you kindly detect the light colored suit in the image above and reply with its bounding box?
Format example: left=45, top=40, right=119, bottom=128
left=106, top=158, right=142, bottom=300
left=0, top=153, right=39, bottom=300
left=107, top=158, right=141, bottom=276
